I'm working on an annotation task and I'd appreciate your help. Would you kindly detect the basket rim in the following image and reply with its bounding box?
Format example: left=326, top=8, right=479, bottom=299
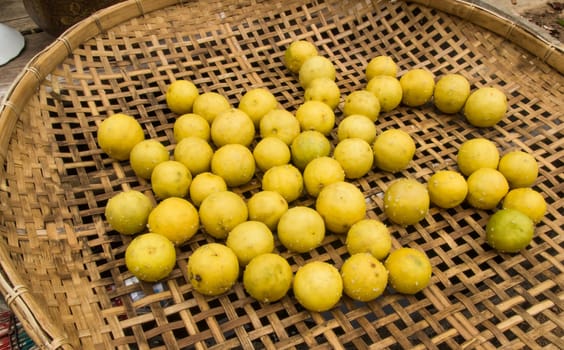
left=0, top=0, right=562, bottom=348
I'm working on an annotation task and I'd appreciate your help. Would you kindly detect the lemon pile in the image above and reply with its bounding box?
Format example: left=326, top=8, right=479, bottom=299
left=98, top=39, right=547, bottom=311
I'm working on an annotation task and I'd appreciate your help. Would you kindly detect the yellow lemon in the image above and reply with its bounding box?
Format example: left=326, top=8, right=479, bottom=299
left=464, top=87, right=507, bottom=127
left=150, top=160, right=192, bottom=199
left=498, top=150, right=538, bottom=188
left=259, top=109, right=301, bottom=145
left=173, top=113, right=210, bottom=142
left=173, top=136, right=214, bottom=176
left=277, top=206, right=325, bottom=253
left=105, top=190, right=154, bottom=235
left=365, top=55, right=398, bottom=80
left=295, top=100, right=336, bottom=135
left=199, top=190, right=248, bottom=239
left=399, top=69, right=435, bottom=107
left=304, top=77, right=341, bottom=110
left=147, top=197, right=200, bottom=245
left=316, top=181, right=366, bottom=234
left=238, top=88, right=279, bottom=126
left=290, top=130, right=332, bottom=170
left=210, top=108, right=255, bottom=147
left=372, top=129, right=416, bottom=173
left=333, top=138, right=374, bottom=179
left=211, top=144, right=256, bottom=187
left=341, top=253, right=388, bottom=302
left=502, top=188, right=546, bottom=223
left=247, top=190, right=289, bottom=231
left=427, top=170, right=468, bottom=209
left=457, top=138, right=500, bottom=176
left=97, top=113, right=144, bottom=161
left=337, top=114, right=377, bottom=144
left=293, top=261, right=343, bottom=312
left=299, top=55, right=336, bottom=89
left=187, top=243, right=239, bottom=296
left=130, top=139, right=169, bottom=180
left=385, top=247, right=432, bottom=294
left=365, top=75, right=403, bottom=112
left=192, top=91, right=231, bottom=124
left=261, top=164, right=304, bottom=203
left=284, top=40, right=318, bottom=74
left=125, top=233, right=176, bottom=282
left=253, top=136, right=291, bottom=172
left=383, top=178, right=429, bottom=226
left=433, top=73, right=470, bottom=114
left=345, top=218, right=392, bottom=261
left=303, top=156, right=345, bottom=197
left=189, top=172, right=227, bottom=207
left=466, top=168, right=509, bottom=210
left=166, top=80, right=199, bottom=114
left=486, top=208, right=535, bottom=253
left=243, top=253, right=293, bottom=303
left=226, top=221, right=275, bottom=266
left=343, top=90, right=381, bottom=122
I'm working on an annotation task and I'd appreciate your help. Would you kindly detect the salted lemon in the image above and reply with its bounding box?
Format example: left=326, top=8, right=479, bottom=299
left=125, top=233, right=176, bottom=282
left=147, top=197, right=200, bottom=245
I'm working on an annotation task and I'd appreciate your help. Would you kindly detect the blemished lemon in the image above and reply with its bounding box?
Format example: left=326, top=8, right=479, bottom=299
left=456, top=138, right=500, bottom=176
left=189, top=172, right=227, bottom=207
left=277, top=206, right=325, bottom=253
left=173, top=113, right=210, bottom=142
left=464, top=87, right=507, bottom=127
left=261, top=164, right=304, bottom=203
left=433, top=73, right=471, bottom=114
left=385, top=247, right=432, bottom=294
left=192, top=91, right=231, bottom=124
left=343, top=90, right=381, bottom=122
left=299, top=55, right=336, bottom=89
left=316, top=181, right=366, bottom=234
left=498, top=150, right=538, bottom=188
left=341, top=253, right=388, bottom=302
left=333, top=138, right=374, bottom=179
left=345, top=219, right=392, bottom=261
left=290, top=130, right=332, bottom=171
left=259, top=109, right=301, bottom=145
left=238, top=88, right=279, bottom=126
left=486, top=208, right=535, bottom=253
left=210, top=108, right=255, bottom=147
left=253, top=136, right=291, bottom=172
left=295, top=100, right=336, bottom=135
left=199, top=190, right=248, bottom=239
left=173, top=137, right=214, bottom=176
left=226, top=221, right=275, bottom=266
left=399, top=69, right=435, bottom=107
left=365, top=55, right=398, bottom=80
left=147, top=197, right=200, bottom=245
left=187, top=243, right=239, bottom=296
left=372, top=129, right=416, bottom=173
left=125, top=233, right=176, bottom=282
left=502, top=188, right=546, bottom=223
left=97, top=113, right=144, bottom=161
left=105, top=190, right=153, bottom=235
left=303, top=156, right=345, bottom=197
left=243, top=253, right=293, bottom=303
left=304, top=77, right=341, bottom=110
left=130, top=139, right=169, bottom=180
left=383, top=178, right=429, bottom=226
left=211, top=144, right=256, bottom=187
left=284, top=40, right=318, bottom=74
left=466, top=168, right=509, bottom=210
left=427, top=170, right=468, bottom=209
left=337, top=114, right=377, bottom=144
left=247, top=190, right=289, bottom=231
left=365, top=75, right=403, bottom=112
left=150, top=160, right=192, bottom=199
left=166, top=80, right=199, bottom=115
left=293, top=261, right=343, bottom=312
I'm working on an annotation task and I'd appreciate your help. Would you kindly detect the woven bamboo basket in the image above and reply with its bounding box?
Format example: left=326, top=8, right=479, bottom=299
left=0, top=0, right=562, bottom=348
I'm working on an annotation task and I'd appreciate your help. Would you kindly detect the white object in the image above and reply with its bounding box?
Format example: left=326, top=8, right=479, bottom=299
left=0, top=23, right=25, bottom=66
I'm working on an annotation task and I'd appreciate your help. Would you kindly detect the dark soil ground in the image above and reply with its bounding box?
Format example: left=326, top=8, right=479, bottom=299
left=522, top=2, right=564, bottom=42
